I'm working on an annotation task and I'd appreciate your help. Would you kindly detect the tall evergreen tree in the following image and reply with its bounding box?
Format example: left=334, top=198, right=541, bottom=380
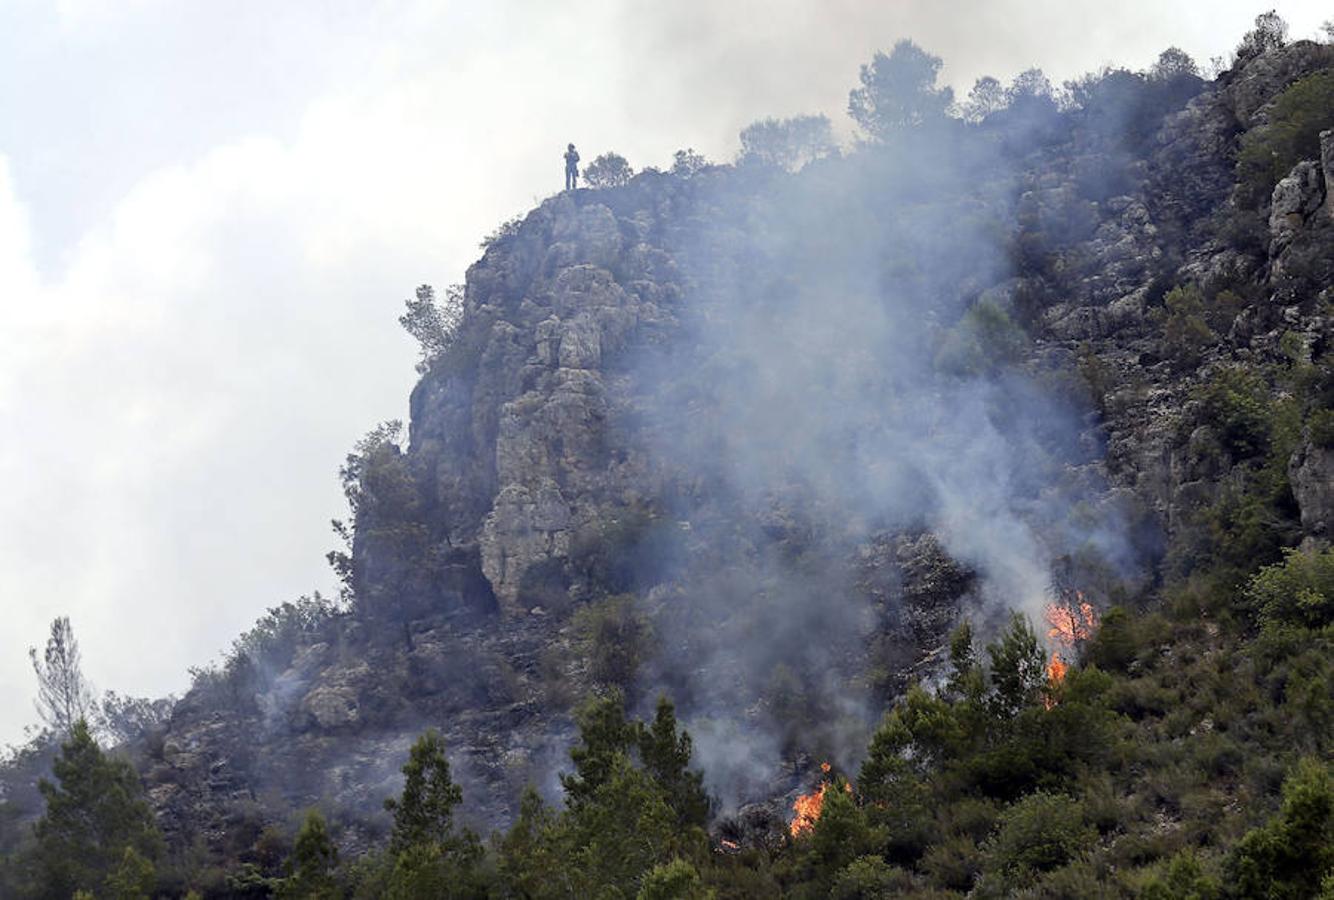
left=383, top=730, right=482, bottom=899
left=30, top=721, right=162, bottom=899
left=986, top=612, right=1046, bottom=718
left=29, top=617, right=95, bottom=736
left=276, top=810, right=340, bottom=900
left=560, top=690, right=637, bottom=811
left=637, top=696, right=711, bottom=829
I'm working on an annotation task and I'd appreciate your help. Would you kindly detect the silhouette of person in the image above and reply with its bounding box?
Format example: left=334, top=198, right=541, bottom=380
left=564, top=143, right=580, bottom=191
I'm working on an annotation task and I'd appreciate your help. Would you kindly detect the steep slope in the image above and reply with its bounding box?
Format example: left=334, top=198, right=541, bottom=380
left=137, top=40, right=1333, bottom=870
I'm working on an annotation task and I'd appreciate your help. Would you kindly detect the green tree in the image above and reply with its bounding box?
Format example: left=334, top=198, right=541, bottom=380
left=31, top=720, right=162, bottom=899
left=104, top=846, right=156, bottom=900
left=636, top=858, right=714, bottom=900
left=986, top=612, right=1046, bottom=718
left=985, top=792, right=1093, bottom=889
left=29, top=617, right=95, bottom=736
left=276, top=811, right=340, bottom=900
left=567, top=755, right=696, bottom=896
left=383, top=730, right=482, bottom=898
left=560, top=691, right=638, bottom=811
left=848, top=40, right=954, bottom=138
left=1158, top=284, right=1214, bottom=369
left=1236, top=9, right=1288, bottom=60
left=1140, top=849, right=1221, bottom=900
left=808, top=779, right=877, bottom=880
left=1229, top=757, right=1334, bottom=899
left=1237, top=69, right=1334, bottom=207
left=829, top=856, right=915, bottom=898
left=399, top=284, right=463, bottom=374
left=962, top=75, right=1008, bottom=123
left=495, top=788, right=569, bottom=898
left=737, top=115, right=836, bottom=171
left=1150, top=46, right=1199, bottom=80
left=583, top=152, right=635, bottom=188
left=1247, top=546, right=1334, bottom=630
left=574, top=595, right=652, bottom=689
left=637, top=696, right=711, bottom=829
left=671, top=149, right=709, bottom=178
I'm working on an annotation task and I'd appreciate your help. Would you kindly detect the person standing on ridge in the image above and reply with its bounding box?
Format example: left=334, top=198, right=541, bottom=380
left=564, top=143, right=580, bottom=191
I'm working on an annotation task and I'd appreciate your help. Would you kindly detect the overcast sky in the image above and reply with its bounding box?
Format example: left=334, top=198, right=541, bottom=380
left=1, top=0, right=1328, bottom=746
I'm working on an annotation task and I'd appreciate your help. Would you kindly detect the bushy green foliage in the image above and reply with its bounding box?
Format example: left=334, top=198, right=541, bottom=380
left=276, top=811, right=339, bottom=900
left=933, top=299, right=1029, bottom=376
left=499, top=692, right=710, bottom=898
left=573, top=595, right=653, bottom=688
left=1237, top=69, right=1334, bottom=208
left=380, top=730, right=483, bottom=898
left=1140, top=849, right=1221, bottom=899
left=671, top=149, right=709, bottom=178
left=104, top=846, right=156, bottom=900
left=986, top=612, right=1046, bottom=718
left=1195, top=367, right=1273, bottom=460
left=984, top=792, right=1093, bottom=889
left=1246, top=546, right=1334, bottom=630
left=399, top=284, right=464, bottom=374
left=29, top=721, right=163, bottom=899
left=639, top=696, right=712, bottom=829
left=1235, top=10, right=1289, bottom=62
left=738, top=115, right=837, bottom=171
left=637, top=858, right=714, bottom=900
left=1229, top=757, right=1334, bottom=899
left=583, top=152, right=634, bottom=189
left=1156, top=284, right=1214, bottom=368
left=848, top=40, right=954, bottom=138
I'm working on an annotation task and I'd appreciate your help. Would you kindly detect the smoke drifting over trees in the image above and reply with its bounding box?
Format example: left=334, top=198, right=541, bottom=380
left=2, top=8, right=1334, bottom=898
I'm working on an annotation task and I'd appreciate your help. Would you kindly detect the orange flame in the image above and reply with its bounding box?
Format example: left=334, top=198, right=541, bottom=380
left=1042, top=593, right=1098, bottom=709
left=789, top=763, right=851, bottom=837
left=789, top=783, right=828, bottom=837
left=719, top=839, right=739, bottom=851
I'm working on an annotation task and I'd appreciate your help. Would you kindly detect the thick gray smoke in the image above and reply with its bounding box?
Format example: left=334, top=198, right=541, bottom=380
left=621, top=129, right=1137, bottom=808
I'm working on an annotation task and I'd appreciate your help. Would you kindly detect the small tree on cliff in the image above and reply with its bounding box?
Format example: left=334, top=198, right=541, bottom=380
left=583, top=152, right=635, bottom=188
left=31, top=720, right=162, bottom=898
left=1236, top=10, right=1288, bottom=60
left=399, top=283, right=463, bottom=373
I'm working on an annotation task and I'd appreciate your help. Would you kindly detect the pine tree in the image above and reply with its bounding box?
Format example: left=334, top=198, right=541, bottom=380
left=104, top=846, right=156, bottom=900
left=276, top=810, right=340, bottom=900
left=986, top=612, right=1046, bottom=718
left=29, top=617, right=95, bottom=735
left=637, top=696, right=711, bottom=829
left=383, top=730, right=482, bottom=899
left=560, top=690, right=637, bottom=810
left=31, top=720, right=162, bottom=898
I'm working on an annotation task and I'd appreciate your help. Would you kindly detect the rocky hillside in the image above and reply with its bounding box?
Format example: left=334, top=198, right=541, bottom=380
left=101, top=37, right=1334, bottom=874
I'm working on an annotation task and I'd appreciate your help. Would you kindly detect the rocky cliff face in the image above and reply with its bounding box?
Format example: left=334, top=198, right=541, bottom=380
left=141, top=42, right=1333, bottom=859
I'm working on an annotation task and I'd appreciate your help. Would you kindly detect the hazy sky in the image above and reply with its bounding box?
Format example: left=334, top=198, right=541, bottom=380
left=1, top=0, right=1328, bottom=746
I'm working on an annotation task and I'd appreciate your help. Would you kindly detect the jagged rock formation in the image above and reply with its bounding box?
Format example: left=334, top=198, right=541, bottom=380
left=136, top=41, right=1333, bottom=862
